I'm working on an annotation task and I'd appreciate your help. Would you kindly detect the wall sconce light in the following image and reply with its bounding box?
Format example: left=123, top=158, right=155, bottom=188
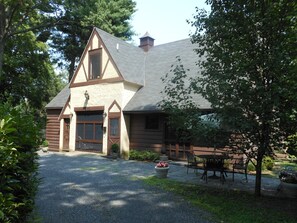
left=103, top=112, right=107, bottom=119
left=84, top=90, right=89, bottom=100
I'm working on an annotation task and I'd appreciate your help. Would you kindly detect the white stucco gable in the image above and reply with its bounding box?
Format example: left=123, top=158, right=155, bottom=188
left=71, top=29, right=123, bottom=85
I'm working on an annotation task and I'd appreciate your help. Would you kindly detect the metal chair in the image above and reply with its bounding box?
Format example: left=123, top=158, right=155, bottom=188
left=185, top=151, right=201, bottom=174
left=232, top=157, right=249, bottom=182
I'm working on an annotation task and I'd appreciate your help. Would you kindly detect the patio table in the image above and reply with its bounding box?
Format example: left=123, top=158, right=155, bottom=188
left=196, top=154, right=230, bottom=184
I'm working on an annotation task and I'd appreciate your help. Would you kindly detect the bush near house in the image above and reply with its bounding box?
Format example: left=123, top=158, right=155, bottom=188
left=0, top=103, right=41, bottom=223
left=262, top=156, right=274, bottom=171
left=286, top=133, right=297, bottom=156
left=246, top=156, right=275, bottom=172
left=129, top=150, right=160, bottom=162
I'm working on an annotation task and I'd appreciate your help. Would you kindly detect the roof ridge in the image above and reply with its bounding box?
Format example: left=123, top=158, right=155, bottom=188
left=154, top=38, right=191, bottom=48
left=95, top=27, right=140, bottom=49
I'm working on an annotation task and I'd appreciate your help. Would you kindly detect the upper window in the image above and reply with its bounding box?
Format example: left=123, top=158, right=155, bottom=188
left=89, top=49, right=102, bottom=79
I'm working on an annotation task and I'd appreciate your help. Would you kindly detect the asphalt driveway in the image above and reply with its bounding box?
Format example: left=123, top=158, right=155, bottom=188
left=35, top=152, right=214, bottom=223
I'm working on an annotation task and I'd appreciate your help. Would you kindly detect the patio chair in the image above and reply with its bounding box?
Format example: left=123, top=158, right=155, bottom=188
left=185, top=151, right=201, bottom=174
left=232, top=157, right=249, bottom=182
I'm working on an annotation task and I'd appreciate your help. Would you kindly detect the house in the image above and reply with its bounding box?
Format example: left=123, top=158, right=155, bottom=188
left=45, top=27, right=211, bottom=159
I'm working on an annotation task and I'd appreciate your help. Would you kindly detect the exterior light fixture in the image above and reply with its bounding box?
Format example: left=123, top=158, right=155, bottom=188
left=84, top=90, right=89, bottom=100
left=103, top=112, right=107, bottom=119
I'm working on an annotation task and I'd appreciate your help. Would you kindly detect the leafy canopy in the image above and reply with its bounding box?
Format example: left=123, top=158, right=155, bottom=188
left=190, top=0, right=297, bottom=196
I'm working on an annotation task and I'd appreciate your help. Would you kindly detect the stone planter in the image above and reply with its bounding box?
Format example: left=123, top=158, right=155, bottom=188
left=279, top=181, right=297, bottom=198
left=111, top=152, right=118, bottom=159
left=155, top=167, right=169, bottom=178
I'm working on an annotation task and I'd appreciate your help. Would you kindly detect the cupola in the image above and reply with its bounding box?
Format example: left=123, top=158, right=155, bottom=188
left=139, top=32, right=154, bottom=52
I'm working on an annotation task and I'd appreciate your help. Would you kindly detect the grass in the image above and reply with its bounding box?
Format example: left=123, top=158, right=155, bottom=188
left=142, top=176, right=297, bottom=223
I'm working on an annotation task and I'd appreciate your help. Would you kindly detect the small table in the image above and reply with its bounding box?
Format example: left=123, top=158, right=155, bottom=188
left=197, top=154, right=229, bottom=184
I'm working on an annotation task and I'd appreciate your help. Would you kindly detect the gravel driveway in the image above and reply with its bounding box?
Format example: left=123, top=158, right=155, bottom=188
left=35, top=152, right=214, bottom=223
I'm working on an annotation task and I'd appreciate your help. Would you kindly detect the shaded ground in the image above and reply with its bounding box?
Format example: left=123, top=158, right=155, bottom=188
left=35, top=151, right=296, bottom=223
left=35, top=152, right=214, bottom=223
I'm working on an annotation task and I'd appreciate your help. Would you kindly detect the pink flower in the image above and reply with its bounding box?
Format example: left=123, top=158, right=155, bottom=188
left=156, top=161, right=169, bottom=168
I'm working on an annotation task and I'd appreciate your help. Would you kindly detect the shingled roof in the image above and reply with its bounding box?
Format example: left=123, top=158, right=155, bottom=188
left=46, top=28, right=211, bottom=111
left=45, top=84, right=70, bottom=109
left=123, top=38, right=211, bottom=112
left=96, top=28, right=146, bottom=86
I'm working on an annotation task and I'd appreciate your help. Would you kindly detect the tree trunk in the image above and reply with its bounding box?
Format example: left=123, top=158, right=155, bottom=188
left=0, top=39, right=4, bottom=78
left=68, top=57, right=76, bottom=82
left=254, top=154, right=263, bottom=196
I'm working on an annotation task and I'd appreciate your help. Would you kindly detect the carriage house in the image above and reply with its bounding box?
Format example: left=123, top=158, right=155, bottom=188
left=45, top=28, right=211, bottom=159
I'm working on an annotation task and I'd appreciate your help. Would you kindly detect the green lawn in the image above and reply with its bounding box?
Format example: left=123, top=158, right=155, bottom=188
left=142, top=176, right=297, bottom=223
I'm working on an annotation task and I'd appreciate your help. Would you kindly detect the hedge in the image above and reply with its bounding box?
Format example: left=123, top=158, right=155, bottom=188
left=0, top=103, right=40, bottom=223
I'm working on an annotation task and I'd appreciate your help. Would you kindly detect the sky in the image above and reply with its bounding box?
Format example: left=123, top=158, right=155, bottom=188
left=130, top=0, right=210, bottom=46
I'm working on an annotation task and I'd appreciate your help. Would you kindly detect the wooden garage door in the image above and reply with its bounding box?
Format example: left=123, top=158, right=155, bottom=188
left=46, top=109, right=61, bottom=151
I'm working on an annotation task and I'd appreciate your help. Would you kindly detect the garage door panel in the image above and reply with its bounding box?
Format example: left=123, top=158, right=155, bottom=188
left=76, top=111, right=103, bottom=152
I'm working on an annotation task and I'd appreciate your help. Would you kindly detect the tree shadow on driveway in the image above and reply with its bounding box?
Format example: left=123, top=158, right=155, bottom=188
left=35, top=153, right=214, bottom=223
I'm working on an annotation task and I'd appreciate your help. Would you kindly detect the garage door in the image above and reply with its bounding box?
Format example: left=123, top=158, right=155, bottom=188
left=76, top=111, right=103, bottom=152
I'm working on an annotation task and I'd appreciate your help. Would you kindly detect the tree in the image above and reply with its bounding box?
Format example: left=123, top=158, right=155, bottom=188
left=0, top=30, right=63, bottom=114
left=0, top=0, right=67, bottom=125
left=159, top=56, right=230, bottom=148
left=0, top=0, right=60, bottom=77
left=50, top=0, right=136, bottom=81
left=190, top=0, right=297, bottom=196
left=159, top=56, right=201, bottom=143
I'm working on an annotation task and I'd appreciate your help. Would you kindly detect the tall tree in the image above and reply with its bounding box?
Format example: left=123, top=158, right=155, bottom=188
left=190, top=0, right=297, bottom=196
left=50, top=0, right=136, bottom=81
left=0, top=0, right=59, bottom=77
left=0, top=30, right=63, bottom=117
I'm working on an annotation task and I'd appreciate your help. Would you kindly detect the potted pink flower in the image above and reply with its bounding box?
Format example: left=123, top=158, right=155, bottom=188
left=155, top=161, right=169, bottom=178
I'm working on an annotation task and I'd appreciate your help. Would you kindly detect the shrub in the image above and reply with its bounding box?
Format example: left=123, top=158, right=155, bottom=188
left=111, top=143, right=119, bottom=153
left=263, top=156, right=274, bottom=171
left=129, top=150, right=160, bottom=161
left=247, top=162, right=256, bottom=172
left=0, top=103, right=40, bottom=223
left=42, top=139, right=49, bottom=147
left=286, top=133, right=297, bottom=156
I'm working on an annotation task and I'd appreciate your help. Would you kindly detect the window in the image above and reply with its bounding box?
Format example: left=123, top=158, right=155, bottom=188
left=89, top=49, right=101, bottom=79
left=110, top=118, right=119, bottom=137
left=145, top=115, right=159, bottom=130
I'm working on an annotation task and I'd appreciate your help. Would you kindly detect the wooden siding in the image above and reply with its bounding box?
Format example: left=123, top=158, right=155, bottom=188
left=129, top=114, right=165, bottom=153
left=165, top=143, right=243, bottom=164
left=46, top=109, right=61, bottom=151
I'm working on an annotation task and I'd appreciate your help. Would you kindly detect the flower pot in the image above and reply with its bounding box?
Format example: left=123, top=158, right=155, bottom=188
left=111, top=152, right=118, bottom=159
left=279, top=181, right=297, bottom=198
left=155, top=166, right=169, bottom=178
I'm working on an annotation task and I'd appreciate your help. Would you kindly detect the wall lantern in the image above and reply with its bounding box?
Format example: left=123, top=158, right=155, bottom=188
left=103, top=112, right=107, bottom=119
left=84, top=90, right=90, bottom=100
